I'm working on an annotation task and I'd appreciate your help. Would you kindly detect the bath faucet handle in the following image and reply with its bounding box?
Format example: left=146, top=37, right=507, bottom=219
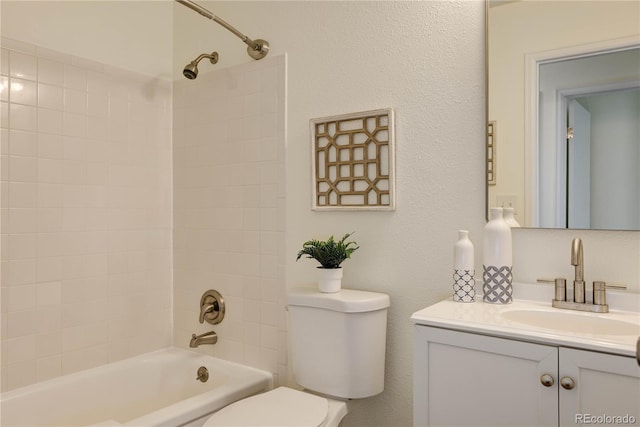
left=593, top=281, right=627, bottom=306
left=198, top=290, right=226, bottom=325
left=199, top=304, right=216, bottom=324
left=603, top=283, right=627, bottom=290
left=537, top=278, right=567, bottom=302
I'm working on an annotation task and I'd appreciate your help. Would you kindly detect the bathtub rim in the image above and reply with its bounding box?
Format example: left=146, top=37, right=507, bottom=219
left=1, top=347, right=274, bottom=427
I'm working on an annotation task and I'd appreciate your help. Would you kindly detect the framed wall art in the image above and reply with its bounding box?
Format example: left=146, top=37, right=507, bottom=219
left=310, top=108, right=396, bottom=211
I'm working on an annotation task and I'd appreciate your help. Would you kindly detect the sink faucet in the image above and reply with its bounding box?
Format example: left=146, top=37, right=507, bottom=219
left=190, top=330, right=217, bottom=347
left=570, top=238, right=585, bottom=303
left=544, top=237, right=625, bottom=314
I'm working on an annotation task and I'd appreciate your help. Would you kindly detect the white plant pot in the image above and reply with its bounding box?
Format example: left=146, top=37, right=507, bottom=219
left=317, top=267, right=343, bottom=293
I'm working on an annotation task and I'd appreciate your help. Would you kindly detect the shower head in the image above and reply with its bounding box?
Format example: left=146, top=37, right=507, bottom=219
left=183, top=62, right=198, bottom=80
left=183, top=52, right=219, bottom=80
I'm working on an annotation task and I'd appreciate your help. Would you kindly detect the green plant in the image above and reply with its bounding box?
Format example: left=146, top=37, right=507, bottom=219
left=296, top=232, right=359, bottom=269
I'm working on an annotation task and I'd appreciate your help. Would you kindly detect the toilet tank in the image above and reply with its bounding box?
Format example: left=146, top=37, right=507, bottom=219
left=287, top=287, right=390, bottom=399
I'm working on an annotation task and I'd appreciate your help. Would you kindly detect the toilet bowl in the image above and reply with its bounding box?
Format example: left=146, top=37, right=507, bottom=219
left=203, top=386, right=348, bottom=427
left=202, top=287, right=389, bottom=427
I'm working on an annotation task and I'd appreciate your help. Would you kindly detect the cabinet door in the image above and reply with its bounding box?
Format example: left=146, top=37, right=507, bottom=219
left=414, top=326, right=558, bottom=427
left=559, top=348, right=640, bottom=426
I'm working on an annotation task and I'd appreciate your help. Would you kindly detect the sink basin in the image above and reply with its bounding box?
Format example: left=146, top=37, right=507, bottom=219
left=501, top=310, right=640, bottom=336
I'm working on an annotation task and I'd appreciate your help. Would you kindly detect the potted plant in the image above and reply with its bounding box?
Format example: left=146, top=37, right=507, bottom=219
left=296, top=232, right=359, bottom=293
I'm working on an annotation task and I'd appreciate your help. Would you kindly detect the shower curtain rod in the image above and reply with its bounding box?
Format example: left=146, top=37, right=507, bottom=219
left=175, top=0, right=269, bottom=60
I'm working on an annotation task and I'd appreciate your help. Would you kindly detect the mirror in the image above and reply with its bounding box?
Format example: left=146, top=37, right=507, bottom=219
left=487, top=0, right=640, bottom=230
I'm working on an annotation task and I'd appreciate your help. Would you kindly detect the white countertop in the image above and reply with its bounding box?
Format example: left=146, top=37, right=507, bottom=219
left=411, top=283, right=640, bottom=357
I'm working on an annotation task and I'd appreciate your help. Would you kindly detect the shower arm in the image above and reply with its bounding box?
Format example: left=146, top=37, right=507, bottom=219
left=175, top=0, right=269, bottom=60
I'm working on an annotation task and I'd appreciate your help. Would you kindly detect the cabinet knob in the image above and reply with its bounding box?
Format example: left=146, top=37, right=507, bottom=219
left=540, top=374, right=554, bottom=387
left=560, top=376, right=575, bottom=390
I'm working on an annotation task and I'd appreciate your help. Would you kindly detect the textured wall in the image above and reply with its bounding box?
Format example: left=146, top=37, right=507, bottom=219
left=176, top=2, right=486, bottom=426
left=175, top=2, right=638, bottom=427
left=1, top=2, right=637, bottom=426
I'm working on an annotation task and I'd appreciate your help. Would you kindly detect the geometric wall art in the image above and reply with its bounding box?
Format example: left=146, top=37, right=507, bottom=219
left=310, top=108, right=396, bottom=210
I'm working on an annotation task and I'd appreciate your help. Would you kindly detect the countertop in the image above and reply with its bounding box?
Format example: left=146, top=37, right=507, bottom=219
left=411, top=283, right=640, bottom=357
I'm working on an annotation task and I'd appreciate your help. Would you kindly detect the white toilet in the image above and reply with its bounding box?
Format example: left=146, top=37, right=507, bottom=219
left=203, top=286, right=390, bottom=427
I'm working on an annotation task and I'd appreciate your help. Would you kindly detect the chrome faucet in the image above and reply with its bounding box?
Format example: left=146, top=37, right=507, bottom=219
left=542, top=237, right=627, bottom=313
left=570, top=238, right=585, bottom=303
left=190, top=330, right=218, bottom=347
left=190, top=290, right=225, bottom=348
left=554, top=237, right=588, bottom=307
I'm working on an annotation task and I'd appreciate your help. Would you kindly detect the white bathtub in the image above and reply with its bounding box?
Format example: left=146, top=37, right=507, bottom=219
left=0, top=348, right=273, bottom=427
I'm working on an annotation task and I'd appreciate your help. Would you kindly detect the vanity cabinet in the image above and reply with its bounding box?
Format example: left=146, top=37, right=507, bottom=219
left=414, top=326, right=640, bottom=427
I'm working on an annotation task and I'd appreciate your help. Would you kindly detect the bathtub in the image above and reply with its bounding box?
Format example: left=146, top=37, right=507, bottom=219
left=0, top=348, right=273, bottom=427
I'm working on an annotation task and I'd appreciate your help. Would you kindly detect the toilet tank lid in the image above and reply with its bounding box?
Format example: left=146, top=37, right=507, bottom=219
left=287, top=287, right=390, bottom=313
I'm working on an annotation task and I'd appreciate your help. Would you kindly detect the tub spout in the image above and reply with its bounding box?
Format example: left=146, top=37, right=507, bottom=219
left=190, top=330, right=217, bottom=347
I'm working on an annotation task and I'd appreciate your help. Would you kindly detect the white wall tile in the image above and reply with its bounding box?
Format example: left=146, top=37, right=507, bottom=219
left=37, top=58, right=64, bottom=86
left=1, top=40, right=172, bottom=391
left=37, top=158, right=63, bottom=184
left=9, top=51, right=37, bottom=81
left=63, top=88, right=87, bottom=114
left=5, top=360, right=36, bottom=391
left=37, top=281, right=62, bottom=306
left=37, top=108, right=63, bottom=135
left=37, top=208, right=62, bottom=232
left=36, top=354, right=62, bottom=382
left=1, top=48, right=9, bottom=75
left=6, top=310, right=36, bottom=338
left=63, top=65, right=87, bottom=91
left=10, top=104, right=37, bottom=131
left=1, top=102, right=8, bottom=130
left=8, top=233, right=36, bottom=259
left=36, top=257, right=63, bottom=283
left=10, top=78, right=37, bottom=106
left=8, top=208, right=36, bottom=233
left=38, top=84, right=64, bottom=110
left=37, top=133, right=63, bottom=159
left=9, top=129, right=37, bottom=157
left=173, top=57, right=285, bottom=380
left=62, top=112, right=86, bottom=137
left=37, top=183, right=63, bottom=207
left=9, top=182, right=36, bottom=208
left=0, top=77, right=8, bottom=103
left=7, top=285, right=37, bottom=311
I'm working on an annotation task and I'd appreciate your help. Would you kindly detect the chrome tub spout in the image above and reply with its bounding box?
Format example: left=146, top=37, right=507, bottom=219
left=190, top=330, right=218, bottom=348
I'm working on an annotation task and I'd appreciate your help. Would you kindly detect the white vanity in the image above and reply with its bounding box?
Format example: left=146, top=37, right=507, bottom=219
left=411, top=283, right=640, bottom=427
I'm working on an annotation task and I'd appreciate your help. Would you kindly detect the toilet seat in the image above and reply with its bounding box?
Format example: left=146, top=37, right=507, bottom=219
left=203, top=387, right=330, bottom=427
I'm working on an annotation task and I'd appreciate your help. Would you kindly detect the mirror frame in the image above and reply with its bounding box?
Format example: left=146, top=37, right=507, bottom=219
left=484, top=0, right=489, bottom=223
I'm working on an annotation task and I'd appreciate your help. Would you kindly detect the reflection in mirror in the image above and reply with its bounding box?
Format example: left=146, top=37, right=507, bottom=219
left=538, top=50, right=639, bottom=230
left=487, top=0, right=640, bottom=230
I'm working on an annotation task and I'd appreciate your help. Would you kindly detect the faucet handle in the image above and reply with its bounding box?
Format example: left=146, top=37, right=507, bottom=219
left=593, top=281, right=627, bottom=306
left=537, top=278, right=567, bottom=302
left=604, top=283, right=627, bottom=290
left=199, top=290, right=226, bottom=325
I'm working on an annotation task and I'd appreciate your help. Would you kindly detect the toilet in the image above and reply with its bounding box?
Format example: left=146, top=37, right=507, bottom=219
left=203, top=286, right=390, bottom=427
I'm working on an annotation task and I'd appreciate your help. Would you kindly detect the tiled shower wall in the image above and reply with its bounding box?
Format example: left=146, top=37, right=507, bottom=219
left=0, top=38, right=173, bottom=391
left=173, top=55, right=287, bottom=385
